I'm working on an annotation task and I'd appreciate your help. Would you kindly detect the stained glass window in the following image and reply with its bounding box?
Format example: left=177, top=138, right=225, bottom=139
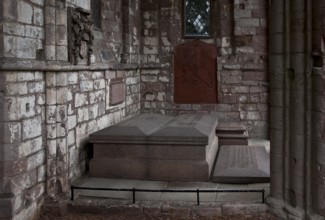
left=184, top=0, right=211, bottom=37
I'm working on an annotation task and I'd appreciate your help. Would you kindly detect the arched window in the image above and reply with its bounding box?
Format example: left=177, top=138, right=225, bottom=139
left=183, top=0, right=211, bottom=38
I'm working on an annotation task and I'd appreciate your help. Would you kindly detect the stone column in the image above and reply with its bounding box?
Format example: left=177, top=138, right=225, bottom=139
left=269, top=0, right=325, bottom=218
left=44, top=0, right=68, bottom=61
left=45, top=72, right=69, bottom=197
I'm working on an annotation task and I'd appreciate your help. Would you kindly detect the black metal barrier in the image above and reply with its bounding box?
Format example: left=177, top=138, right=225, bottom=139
left=70, top=186, right=265, bottom=205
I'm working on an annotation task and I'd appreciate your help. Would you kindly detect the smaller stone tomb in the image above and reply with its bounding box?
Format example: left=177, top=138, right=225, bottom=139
left=213, top=145, right=270, bottom=183
left=89, top=113, right=218, bottom=181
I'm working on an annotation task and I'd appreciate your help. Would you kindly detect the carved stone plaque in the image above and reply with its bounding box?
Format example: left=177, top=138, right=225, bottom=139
left=109, top=78, right=125, bottom=106
left=174, top=40, right=217, bottom=103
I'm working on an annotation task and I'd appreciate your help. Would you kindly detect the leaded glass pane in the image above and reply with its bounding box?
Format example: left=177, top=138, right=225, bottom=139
left=184, top=0, right=210, bottom=37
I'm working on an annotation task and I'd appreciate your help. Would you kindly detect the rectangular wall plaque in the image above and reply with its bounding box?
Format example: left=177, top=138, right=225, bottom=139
left=109, top=78, right=125, bottom=106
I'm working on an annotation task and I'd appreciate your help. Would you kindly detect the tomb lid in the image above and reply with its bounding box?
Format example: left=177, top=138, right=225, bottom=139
left=89, top=113, right=218, bottom=145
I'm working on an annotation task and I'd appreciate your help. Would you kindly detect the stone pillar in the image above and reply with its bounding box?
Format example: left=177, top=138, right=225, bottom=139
left=312, top=68, right=325, bottom=217
left=45, top=72, right=69, bottom=197
left=269, top=0, right=325, bottom=218
left=44, top=0, right=68, bottom=61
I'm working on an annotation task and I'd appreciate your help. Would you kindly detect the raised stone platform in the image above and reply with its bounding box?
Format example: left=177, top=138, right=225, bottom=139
left=89, top=113, right=218, bottom=181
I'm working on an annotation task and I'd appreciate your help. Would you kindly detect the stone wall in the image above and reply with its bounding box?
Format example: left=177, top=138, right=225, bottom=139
left=0, top=68, right=140, bottom=219
left=0, top=0, right=142, bottom=219
left=139, top=0, right=269, bottom=138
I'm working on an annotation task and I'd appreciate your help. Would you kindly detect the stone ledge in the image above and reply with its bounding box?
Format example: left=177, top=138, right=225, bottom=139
left=0, top=58, right=139, bottom=72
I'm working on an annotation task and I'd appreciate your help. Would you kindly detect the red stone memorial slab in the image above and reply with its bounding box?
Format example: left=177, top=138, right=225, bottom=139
left=174, top=40, right=217, bottom=104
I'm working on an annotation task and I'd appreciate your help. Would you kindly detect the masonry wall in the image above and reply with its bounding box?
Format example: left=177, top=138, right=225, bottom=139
left=0, top=0, right=141, bottom=219
left=139, top=0, right=269, bottom=138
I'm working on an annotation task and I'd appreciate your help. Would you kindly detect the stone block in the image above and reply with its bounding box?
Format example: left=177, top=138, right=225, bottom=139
left=222, top=94, right=237, bottom=104
left=235, top=18, right=260, bottom=27
left=56, top=122, right=67, bottom=138
left=68, top=115, right=77, bottom=130
left=27, top=150, right=45, bottom=171
left=1, top=122, right=21, bottom=144
left=56, top=9, right=67, bottom=26
left=25, top=183, right=45, bottom=203
left=34, top=6, right=44, bottom=26
left=234, top=9, right=252, bottom=19
left=3, top=0, right=18, bottom=21
left=143, top=46, right=158, bottom=54
left=45, top=25, right=56, bottom=45
left=18, top=1, right=33, bottom=24
left=19, top=136, right=42, bottom=158
left=4, top=35, right=17, bottom=57
left=75, top=93, right=89, bottom=107
left=37, top=165, right=46, bottom=182
left=89, top=104, right=99, bottom=119
left=250, top=86, right=268, bottom=93
left=105, top=70, right=116, bottom=79
left=56, top=25, right=68, bottom=46
left=141, top=75, right=157, bottom=83
left=56, top=87, right=68, bottom=104
left=192, top=206, right=222, bottom=217
left=80, top=81, right=94, bottom=92
left=6, top=83, right=28, bottom=95
left=44, top=45, right=56, bottom=60
left=56, top=46, right=68, bottom=61
left=3, top=22, right=25, bottom=36
left=222, top=76, right=242, bottom=84
left=28, top=81, right=45, bottom=93
left=77, top=107, right=89, bottom=122
left=94, top=79, right=105, bottom=90
left=67, top=72, right=78, bottom=84
left=17, top=37, right=40, bottom=59
left=231, top=86, right=249, bottom=93
left=45, top=6, right=55, bottom=24
left=6, top=96, right=36, bottom=120
left=68, top=130, right=75, bottom=146
left=89, top=90, right=105, bottom=104
left=22, top=116, right=42, bottom=140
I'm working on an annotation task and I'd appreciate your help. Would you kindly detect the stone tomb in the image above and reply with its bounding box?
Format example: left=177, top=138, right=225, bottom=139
left=89, top=114, right=218, bottom=181
left=213, top=145, right=270, bottom=183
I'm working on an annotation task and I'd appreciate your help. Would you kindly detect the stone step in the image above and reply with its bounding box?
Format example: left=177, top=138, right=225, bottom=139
left=215, top=122, right=246, bottom=135
left=217, top=133, right=249, bottom=146
left=212, top=145, right=270, bottom=184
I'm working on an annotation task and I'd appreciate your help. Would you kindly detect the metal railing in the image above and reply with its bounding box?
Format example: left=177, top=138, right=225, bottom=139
left=70, top=186, right=265, bottom=205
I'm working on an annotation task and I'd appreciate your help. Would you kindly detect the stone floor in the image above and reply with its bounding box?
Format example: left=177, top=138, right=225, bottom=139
left=41, top=139, right=273, bottom=219
left=73, top=139, right=270, bottom=204
left=73, top=177, right=270, bottom=204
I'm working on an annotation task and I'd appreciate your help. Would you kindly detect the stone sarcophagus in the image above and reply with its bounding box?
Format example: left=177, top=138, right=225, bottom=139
left=89, top=113, right=218, bottom=181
